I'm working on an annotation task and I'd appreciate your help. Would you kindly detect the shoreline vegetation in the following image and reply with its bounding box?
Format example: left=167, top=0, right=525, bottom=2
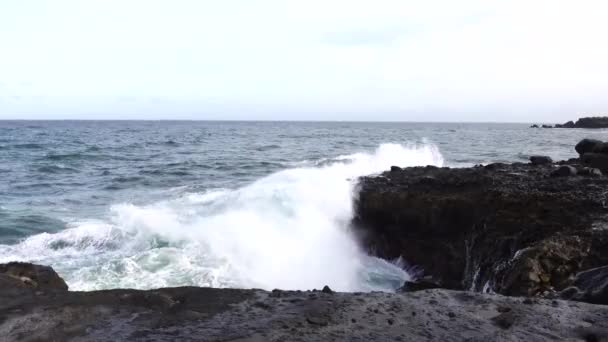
left=2, top=139, right=608, bottom=340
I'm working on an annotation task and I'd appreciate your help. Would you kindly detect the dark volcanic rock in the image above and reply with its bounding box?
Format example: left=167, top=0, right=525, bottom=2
left=558, top=117, right=608, bottom=129
left=574, top=116, right=608, bottom=129
left=561, top=266, right=608, bottom=305
left=1, top=271, right=608, bottom=341
left=353, top=162, right=608, bottom=296
left=575, top=139, right=603, bottom=155
left=550, top=165, right=577, bottom=177
left=581, top=153, right=608, bottom=172
left=555, top=121, right=576, bottom=128
left=530, top=124, right=539, bottom=128
left=397, top=279, right=442, bottom=292
left=541, top=124, right=553, bottom=128
left=0, top=262, right=68, bottom=291
left=529, top=155, right=552, bottom=165
left=579, top=167, right=603, bottom=177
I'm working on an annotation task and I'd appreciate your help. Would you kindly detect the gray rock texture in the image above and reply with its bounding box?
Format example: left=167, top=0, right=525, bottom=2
left=1, top=280, right=608, bottom=342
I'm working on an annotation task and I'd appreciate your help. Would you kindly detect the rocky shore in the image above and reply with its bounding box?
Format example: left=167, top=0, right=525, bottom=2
left=3, top=139, right=608, bottom=341
left=2, top=262, right=608, bottom=341
left=354, top=139, right=608, bottom=304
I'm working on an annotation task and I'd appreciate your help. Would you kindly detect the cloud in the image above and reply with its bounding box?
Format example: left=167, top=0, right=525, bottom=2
left=0, top=0, right=607, bottom=120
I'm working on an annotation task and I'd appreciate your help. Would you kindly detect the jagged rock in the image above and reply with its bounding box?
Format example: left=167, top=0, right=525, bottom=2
left=354, top=162, right=608, bottom=296
left=321, top=285, right=333, bottom=294
left=555, top=121, right=576, bottom=128
left=557, top=117, right=608, bottom=129
left=495, top=236, right=589, bottom=296
left=550, top=165, right=577, bottom=177
left=390, top=166, right=402, bottom=172
left=541, top=124, right=553, bottom=128
left=530, top=124, right=539, bottom=128
left=561, top=266, right=608, bottom=305
left=0, top=262, right=68, bottom=291
left=529, top=156, right=552, bottom=165
left=574, top=116, right=608, bottom=128
left=581, top=153, right=608, bottom=172
left=575, top=139, right=603, bottom=155
left=1, top=279, right=607, bottom=342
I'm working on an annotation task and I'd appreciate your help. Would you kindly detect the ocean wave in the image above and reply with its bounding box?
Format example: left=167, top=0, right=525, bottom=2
left=0, top=143, right=443, bottom=292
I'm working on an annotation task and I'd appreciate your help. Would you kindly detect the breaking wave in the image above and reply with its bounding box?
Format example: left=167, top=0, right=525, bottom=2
left=0, top=143, right=444, bottom=292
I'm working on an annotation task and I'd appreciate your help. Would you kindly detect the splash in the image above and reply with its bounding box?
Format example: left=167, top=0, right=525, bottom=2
left=0, top=143, right=443, bottom=291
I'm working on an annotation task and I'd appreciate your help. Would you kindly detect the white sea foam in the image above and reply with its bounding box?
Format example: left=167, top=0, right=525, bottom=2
left=0, top=143, right=443, bottom=291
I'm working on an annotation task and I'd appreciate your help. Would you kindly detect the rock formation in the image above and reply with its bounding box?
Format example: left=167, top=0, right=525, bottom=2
left=555, top=116, right=608, bottom=128
left=1, top=262, right=608, bottom=341
left=353, top=141, right=608, bottom=298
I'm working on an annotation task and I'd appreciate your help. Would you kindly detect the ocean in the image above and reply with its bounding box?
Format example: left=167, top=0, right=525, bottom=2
left=0, top=120, right=605, bottom=292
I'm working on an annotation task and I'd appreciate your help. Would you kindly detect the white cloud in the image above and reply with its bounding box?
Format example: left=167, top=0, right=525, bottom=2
left=0, top=0, right=607, bottom=120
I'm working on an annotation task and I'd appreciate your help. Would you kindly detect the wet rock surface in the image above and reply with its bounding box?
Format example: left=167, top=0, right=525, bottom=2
left=0, top=262, right=68, bottom=291
left=1, top=267, right=608, bottom=342
left=562, top=266, right=608, bottom=305
left=353, top=154, right=608, bottom=297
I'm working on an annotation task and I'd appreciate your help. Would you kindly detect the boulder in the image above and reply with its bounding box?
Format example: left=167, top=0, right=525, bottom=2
left=529, top=156, right=552, bottom=165
left=561, top=266, right=608, bottom=305
left=550, top=165, right=577, bottom=177
left=575, top=139, right=603, bottom=155
left=541, top=125, right=553, bottom=128
left=591, top=142, right=608, bottom=154
left=530, top=124, right=539, bottom=128
left=579, top=167, right=602, bottom=177
left=581, top=153, right=608, bottom=172
left=0, top=262, right=68, bottom=291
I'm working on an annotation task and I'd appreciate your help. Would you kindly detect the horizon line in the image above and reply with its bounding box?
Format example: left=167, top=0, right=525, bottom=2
left=0, top=119, right=553, bottom=124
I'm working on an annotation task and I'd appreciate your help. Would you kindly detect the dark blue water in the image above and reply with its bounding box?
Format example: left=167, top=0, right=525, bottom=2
left=0, top=121, right=604, bottom=291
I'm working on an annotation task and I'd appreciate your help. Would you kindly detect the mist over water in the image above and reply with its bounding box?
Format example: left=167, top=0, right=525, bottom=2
left=0, top=121, right=602, bottom=291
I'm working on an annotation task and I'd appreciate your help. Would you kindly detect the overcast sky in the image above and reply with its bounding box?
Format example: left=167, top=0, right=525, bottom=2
left=1, top=0, right=607, bottom=122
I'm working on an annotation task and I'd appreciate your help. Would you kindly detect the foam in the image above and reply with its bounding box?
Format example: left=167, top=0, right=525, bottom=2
left=0, top=143, right=443, bottom=291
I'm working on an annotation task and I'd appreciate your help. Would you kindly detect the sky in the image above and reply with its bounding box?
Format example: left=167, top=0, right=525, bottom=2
left=1, top=0, right=607, bottom=122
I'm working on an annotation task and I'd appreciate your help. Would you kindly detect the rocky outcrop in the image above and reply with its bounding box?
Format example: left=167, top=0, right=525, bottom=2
left=555, top=121, right=576, bottom=128
left=353, top=152, right=608, bottom=297
left=574, top=138, right=608, bottom=172
left=562, top=266, right=608, bottom=305
left=1, top=264, right=608, bottom=341
left=0, top=262, right=68, bottom=291
left=529, top=155, right=552, bottom=165
left=556, top=116, right=608, bottom=129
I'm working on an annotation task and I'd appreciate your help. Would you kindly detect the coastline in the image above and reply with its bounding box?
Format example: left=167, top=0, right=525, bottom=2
left=2, top=139, right=608, bottom=341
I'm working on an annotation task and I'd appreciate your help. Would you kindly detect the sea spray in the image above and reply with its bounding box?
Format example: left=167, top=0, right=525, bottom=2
left=0, top=143, right=443, bottom=291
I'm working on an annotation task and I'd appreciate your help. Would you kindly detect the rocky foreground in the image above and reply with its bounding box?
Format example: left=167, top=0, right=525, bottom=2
left=1, top=262, right=608, bottom=341
left=3, top=139, right=608, bottom=341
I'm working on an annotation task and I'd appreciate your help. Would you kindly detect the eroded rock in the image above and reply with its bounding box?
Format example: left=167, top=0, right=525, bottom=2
left=0, top=262, right=68, bottom=291
left=353, top=161, right=608, bottom=296
left=529, top=156, right=552, bottom=165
